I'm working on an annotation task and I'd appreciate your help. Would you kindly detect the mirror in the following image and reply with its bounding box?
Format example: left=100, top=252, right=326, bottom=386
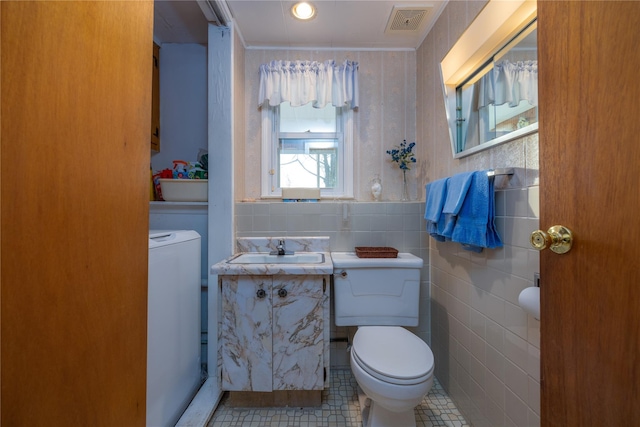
left=455, top=22, right=537, bottom=154
left=440, top=0, right=537, bottom=158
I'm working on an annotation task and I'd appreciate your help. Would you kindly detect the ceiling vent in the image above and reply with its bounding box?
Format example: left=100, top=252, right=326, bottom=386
left=385, top=6, right=432, bottom=34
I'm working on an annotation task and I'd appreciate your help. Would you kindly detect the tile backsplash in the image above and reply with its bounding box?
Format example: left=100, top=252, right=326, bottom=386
left=236, top=201, right=427, bottom=255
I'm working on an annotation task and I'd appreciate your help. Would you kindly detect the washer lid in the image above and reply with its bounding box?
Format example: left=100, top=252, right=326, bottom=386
left=149, top=230, right=201, bottom=249
left=352, top=326, right=433, bottom=380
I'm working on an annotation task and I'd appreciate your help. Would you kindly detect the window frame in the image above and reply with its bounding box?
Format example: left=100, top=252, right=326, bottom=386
left=261, top=105, right=353, bottom=199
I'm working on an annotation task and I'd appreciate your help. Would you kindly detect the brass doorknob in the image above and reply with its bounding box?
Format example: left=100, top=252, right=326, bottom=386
left=530, top=225, right=573, bottom=254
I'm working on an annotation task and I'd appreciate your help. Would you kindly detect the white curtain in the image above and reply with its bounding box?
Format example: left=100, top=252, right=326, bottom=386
left=258, top=60, right=359, bottom=109
left=477, top=59, right=538, bottom=109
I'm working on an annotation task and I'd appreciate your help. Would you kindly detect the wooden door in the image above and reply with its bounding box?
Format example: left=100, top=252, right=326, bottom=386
left=538, top=2, right=640, bottom=425
left=1, top=1, right=152, bottom=425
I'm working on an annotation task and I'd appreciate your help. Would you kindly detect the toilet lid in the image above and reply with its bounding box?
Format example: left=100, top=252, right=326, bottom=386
left=352, top=326, right=434, bottom=383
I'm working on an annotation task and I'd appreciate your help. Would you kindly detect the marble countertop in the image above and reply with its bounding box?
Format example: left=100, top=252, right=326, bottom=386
left=211, top=236, right=333, bottom=276
left=211, top=252, right=333, bottom=275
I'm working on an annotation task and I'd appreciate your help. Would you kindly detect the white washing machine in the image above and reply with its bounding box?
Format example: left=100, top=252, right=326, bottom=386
left=147, top=230, right=201, bottom=427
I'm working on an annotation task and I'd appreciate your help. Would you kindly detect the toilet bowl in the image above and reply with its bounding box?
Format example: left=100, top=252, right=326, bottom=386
left=350, top=326, right=434, bottom=427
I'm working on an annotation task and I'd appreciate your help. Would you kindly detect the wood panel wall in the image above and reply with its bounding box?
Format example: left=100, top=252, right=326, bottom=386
left=1, top=1, right=152, bottom=425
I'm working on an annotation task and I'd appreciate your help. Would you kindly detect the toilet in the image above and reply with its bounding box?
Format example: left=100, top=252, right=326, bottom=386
left=332, top=252, right=434, bottom=427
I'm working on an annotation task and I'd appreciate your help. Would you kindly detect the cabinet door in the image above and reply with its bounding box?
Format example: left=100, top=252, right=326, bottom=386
left=272, top=275, right=324, bottom=390
left=221, top=276, right=273, bottom=391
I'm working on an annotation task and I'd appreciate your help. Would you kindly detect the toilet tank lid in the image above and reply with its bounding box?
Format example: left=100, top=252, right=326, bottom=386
left=331, top=252, right=423, bottom=269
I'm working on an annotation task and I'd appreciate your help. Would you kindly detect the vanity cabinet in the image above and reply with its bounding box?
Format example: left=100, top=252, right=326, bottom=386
left=220, top=275, right=328, bottom=392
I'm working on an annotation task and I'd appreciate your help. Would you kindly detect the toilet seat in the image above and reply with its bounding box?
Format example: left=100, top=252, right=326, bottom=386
left=352, top=326, right=434, bottom=386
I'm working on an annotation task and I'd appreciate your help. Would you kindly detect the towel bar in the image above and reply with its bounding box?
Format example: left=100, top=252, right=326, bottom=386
left=487, top=168, right=514, bottom=177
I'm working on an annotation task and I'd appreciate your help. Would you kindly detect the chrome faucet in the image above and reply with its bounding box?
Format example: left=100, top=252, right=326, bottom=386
left=276, top=239, right=286, bottom=255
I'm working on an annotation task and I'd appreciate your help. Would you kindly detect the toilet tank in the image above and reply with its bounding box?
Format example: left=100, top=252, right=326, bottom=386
left=331, top=252, right=423, bottom=327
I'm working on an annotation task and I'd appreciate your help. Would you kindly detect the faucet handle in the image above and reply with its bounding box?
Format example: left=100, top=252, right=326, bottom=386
left=276, top=239, right=287, bottom=255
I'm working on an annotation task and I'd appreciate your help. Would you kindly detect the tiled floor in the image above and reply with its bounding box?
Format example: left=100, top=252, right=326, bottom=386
left=207, top=369, right=469, bottom=427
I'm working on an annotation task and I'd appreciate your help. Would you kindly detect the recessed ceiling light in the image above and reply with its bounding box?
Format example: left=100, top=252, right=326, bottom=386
left=291, top=2, right=316, bottom=20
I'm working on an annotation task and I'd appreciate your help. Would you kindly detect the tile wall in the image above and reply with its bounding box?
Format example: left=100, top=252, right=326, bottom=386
left=429, top=178, right=541, bottom=427
left=416, top=1, right=542, bottom=425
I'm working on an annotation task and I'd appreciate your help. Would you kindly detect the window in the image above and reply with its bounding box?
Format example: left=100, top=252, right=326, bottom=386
left=262, top=102, right=353, bottom=198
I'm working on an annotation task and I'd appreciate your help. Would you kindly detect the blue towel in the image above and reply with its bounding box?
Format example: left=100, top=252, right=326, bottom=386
left=424, top=178, right=449, bottom=241
left=441, top=171, right=475, bottom=238
left=451, top=170, right=503, bottom=252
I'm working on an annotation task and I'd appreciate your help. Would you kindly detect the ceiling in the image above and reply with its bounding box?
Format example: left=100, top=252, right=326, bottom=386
left=154, top=0, right=448, bottom=50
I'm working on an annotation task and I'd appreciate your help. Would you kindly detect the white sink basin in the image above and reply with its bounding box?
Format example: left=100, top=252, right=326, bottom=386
left=228, top=252, right=325, bottom=264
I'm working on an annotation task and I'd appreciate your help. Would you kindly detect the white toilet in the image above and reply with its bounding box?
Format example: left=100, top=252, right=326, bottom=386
left=332, top=252, right=434, bottom=427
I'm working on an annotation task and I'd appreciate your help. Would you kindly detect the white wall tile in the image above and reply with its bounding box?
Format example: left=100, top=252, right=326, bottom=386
left=483, top=291, right=505, bottom=325
left=468, top=307, right=486, bottom=339
left=485, top=342, right=506, bottom=380
left=527, top=316, right=541, bottom=348
left=485, top=319, right=505, bottom=354
left=504, top=275, right=533, bottom=306
left=505, top=330, right=530, bottom=372
left=527, top=186, right=540, bottom=218
left=505, top=359, right=529, bottom=403
left=485, top=395, right=506, bottom=426
left=504, top=245, right=536, bottom=280
left=527, top=344, right=541, bottom=379
left=528, top=408, right=541, bottom=427
left=505, top=388, right=529, bottom=427
left=503, top=217, right=540, bottom=249
left=528, top=376, right=541, bottom=415
left=505, top=188, right=531, bottom=217
left=505, top=300, right=529, bottom=340
left=485, top=367, right=506, bottom=410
